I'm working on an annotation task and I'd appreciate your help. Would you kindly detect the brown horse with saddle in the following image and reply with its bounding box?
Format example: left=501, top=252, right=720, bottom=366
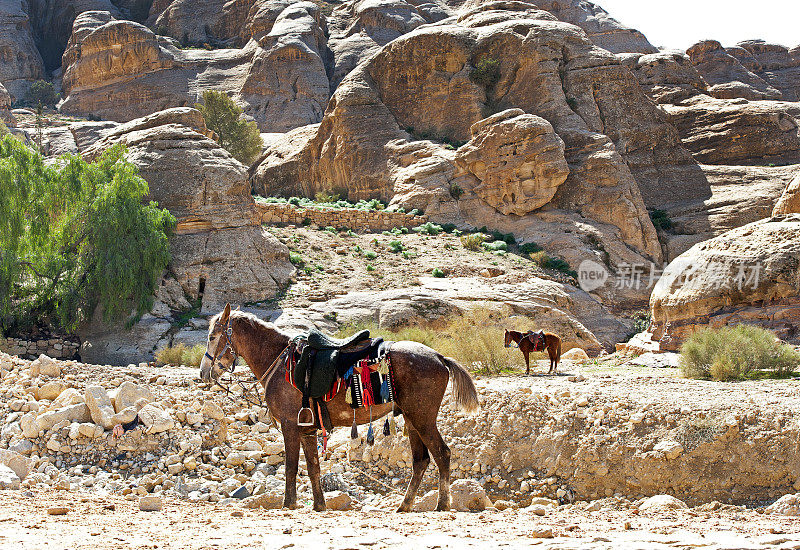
left=200, top=304, right=479, bottom=512
left=504, top=329, right=562, bottom=374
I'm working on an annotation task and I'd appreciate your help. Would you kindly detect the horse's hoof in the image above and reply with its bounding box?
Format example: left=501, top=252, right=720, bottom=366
left=436, top=503, right=450, bottom=511
left=283, top=501, right=300, bottom=510
left=313, top=503, right=326, bottom=512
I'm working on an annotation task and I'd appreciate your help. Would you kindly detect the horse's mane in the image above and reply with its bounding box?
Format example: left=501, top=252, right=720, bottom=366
left=211, top=309, right=292, bottom=341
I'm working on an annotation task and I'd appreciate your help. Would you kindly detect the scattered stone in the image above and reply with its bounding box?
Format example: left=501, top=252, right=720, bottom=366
left=139, top=495, right=163, bottom=512
left=638, top=494, right=688, bottom=512
left=47, top=507, right=70, bottom=515
left=561, top=348, right=589, bottom=362
left=767, top=493, right=800, bottom=516
left=110, top=381, right=153, bottom=413
left=138, top=404, right=174, bottom=434
left=324, top=491, right=353, bottom=511
left=653, top=440, right=684, bottom=459
left=242, top=492, right=283, bottom=510
left=85, top=386, right=115, bottom=429
left=231, top=486, right=250, bottom=500
left=531, top=527, right=553, bottom=538
left=0, top=464, right=21, bottom=490
left=450, top=479, right=492, bottom=512
left=37, top=381, right=66, bottom=401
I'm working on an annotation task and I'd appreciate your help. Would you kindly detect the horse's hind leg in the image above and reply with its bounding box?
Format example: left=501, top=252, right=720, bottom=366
left=300, top=432, right=326, bottom=511
left=397, top=426, right=430, bottom=512
left=281, top=422, right=301, bottom=509
left=417, top=424, right=452, bottom=511
left=523, top=351, right=530, bottom=375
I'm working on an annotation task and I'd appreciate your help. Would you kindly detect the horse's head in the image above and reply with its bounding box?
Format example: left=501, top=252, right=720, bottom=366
left=199, top=303, right=237, bottom=382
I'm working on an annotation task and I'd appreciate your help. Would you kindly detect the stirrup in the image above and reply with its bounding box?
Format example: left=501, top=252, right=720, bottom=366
left=297, top=407, right=314, bottom=427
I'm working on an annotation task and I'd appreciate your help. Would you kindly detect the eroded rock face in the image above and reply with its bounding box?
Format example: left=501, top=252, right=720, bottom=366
left=0, top=0, right=46, bottom=100
left=454, top=109, right=569, bottom=216
left=662, top=95, right=800, bottom=166
left=687, top=40, right=782, bottom=101
left=731, top=40, right=800, bottom=102
left=773, top=173, right=800, bottom=216
left=650, top=215, right=800, bottom=350
left=60, top=9, right=329, bottom=133
left=621, top=51, right=708, bottom=105
left=73, top=108, right=293, bottom=363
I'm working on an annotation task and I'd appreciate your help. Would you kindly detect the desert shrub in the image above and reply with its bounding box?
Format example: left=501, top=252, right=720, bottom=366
left=482, top=240, right=508, bottom=252
left=491, top=230, right=516, bottom=245
left=402, top=250, right=417, bottom=260
left=364, top=250, right=377, bottom=260
left=629, top=310, right=651, bottom=335
left=155, top=343, right=206, bottom=366
left=366, top=264, right=375, bottom=272
left=289, top=252, right=304, bottom=266
left=461, top=233, right=485, bottom=251
left=408, top=209, right=421, bottom=217
left=26, top=80, right=58, bottom=107
left=649, top=209, right=673, bottom=231
left=324, top=226, right=337, bottom=234
left=195, top=90, right=262, bottom=165
left=0, top=139, right=174, bottom=334
left=449, top=182, right=464, bottom=200
left=680, top=325, right=800, bottom=381
left=315, top=191, right=340, bottom=203
left=431, top=267, right=445, bottom=278
left=470, top=58, right=501, bottom=88
left=528, top=251, right=577, bottom=277
left=413, top=222, right=443, bottom=236
left=518, top=242, right=542, bottom=255
left=389, top=240, right=403, bottom=253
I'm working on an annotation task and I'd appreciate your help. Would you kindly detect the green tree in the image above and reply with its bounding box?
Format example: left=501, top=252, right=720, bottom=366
left=25, top=80, right=58, bottom=107
left=0, top=137, right=176, bottom=333
left=195, top=91, right=263, bottom=165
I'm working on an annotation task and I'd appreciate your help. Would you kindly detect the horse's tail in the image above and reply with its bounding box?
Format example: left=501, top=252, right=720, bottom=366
left=441, top=356, right=479, bottom=413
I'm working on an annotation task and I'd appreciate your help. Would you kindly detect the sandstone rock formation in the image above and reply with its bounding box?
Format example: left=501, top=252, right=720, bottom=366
left=59, top=9, right=329, bottom=133
left=686, top=40, right=782, bottom=101
left=728, top=40, right=800, bottom=102
left=773, top=172, right=800, bottom=216
left=650, top=215, right=800, bottom=350
left=0, top=0, right=46, bottom=99
left=70, top=108, right=293, bottom=363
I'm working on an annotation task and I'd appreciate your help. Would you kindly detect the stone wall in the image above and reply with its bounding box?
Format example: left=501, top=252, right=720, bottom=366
left=256, top=202, right=428, bottom=232
left=1, top=338, right=79, bottom=360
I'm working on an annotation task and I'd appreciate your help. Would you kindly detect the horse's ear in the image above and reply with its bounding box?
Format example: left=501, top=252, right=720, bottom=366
left=221, top=303, right=231, bottom=321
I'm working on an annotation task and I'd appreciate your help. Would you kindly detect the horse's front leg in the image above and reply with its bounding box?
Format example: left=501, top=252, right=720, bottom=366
left=300, top=431, right=326, bottom=511
left=282, top=422, right=301, bottom=509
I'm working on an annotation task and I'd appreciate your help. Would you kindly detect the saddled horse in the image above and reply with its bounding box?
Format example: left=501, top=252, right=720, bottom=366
left=504, top=329, right=562, bottom=374
left=200, top=304, right=479, bottom=512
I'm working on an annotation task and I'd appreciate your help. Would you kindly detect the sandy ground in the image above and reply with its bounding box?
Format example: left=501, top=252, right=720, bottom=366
left=3, top=490, right=800, bottom=550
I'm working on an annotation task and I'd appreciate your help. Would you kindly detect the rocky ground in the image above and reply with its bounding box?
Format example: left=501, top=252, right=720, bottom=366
left=4, top=351, right=800, bottom=548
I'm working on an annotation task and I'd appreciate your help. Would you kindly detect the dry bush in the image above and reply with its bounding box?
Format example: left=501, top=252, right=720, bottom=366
left=154, top=343, right=206, bottom=366
left=680, top=325, right=800, bottom=381
left=337, top=307, right=542, bottom=374
left=460, top=233, right=485, bottom=251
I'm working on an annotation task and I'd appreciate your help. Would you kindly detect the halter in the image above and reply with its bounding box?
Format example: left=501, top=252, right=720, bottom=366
left=204, top=316, right=238, bottom=377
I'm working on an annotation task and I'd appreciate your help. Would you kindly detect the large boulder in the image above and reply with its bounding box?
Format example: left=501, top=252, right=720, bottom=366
left=75, top=108, right=293, bottom=363
left=651, top=215, right=800, bottom=350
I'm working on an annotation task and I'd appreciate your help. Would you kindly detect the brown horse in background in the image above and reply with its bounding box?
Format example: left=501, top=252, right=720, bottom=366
left=504, top=329, right=562, bottom=374
left=200, top=304, right=479, bottom=512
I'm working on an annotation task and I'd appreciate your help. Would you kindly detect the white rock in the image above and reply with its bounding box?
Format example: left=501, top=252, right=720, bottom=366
left=185, top=411, right=203, bottom=425
left=78, top=423, right=97, bottom=438
left=110, top=382, right=153, bottom=414
left=638, top=494, right=688, bottom=512
left=138, top=404, right=174, bottom=434
left=112, top=407, right=138, bottom=425
left=31, top=355, right=60, bottom=377
left=450, top=479, right=492, bottom=512
left=85, top=386, right=115, bottom=429
left=0, top=449, right=32, bottom=479
left=767, top=493, right=800, bottom=516
left=0, top=464, right=20, bottom=490
left=20, top=412, right=39, bottom=439
left=226, top=452, right=246, bottom=467
left=262, top=442, right=284, bottom=455
left=52, top=388, right=84, bottom=408
left=653, top=440, right=684, bottom=460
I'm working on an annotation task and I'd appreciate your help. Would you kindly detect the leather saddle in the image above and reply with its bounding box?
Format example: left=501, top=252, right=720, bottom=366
left=293, top=329, right=383, bottom=429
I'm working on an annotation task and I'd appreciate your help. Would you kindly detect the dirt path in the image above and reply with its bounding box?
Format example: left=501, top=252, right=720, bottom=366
left=3, top=490, right=800, bottom=550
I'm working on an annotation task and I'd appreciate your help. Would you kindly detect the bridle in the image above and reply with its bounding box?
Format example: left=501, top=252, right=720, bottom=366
left=204, top=316, right=238, bottom=375
left=204, top=315, right=291, bottom=411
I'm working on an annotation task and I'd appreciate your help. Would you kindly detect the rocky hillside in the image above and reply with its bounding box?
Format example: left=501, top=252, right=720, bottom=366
left=1, top=0, right=799, bottom=359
